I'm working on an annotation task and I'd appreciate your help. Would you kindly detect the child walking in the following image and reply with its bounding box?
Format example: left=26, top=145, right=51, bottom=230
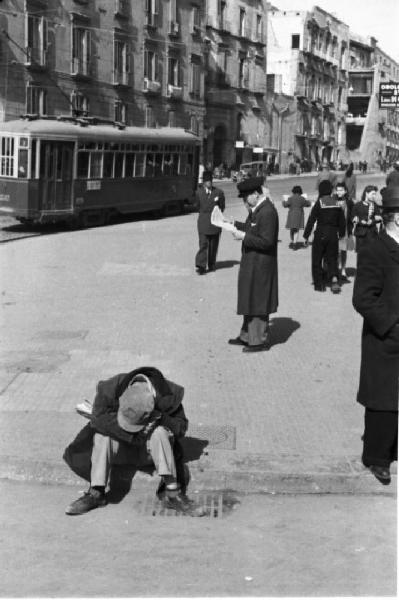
left=283, top=185, right=311, bottom=249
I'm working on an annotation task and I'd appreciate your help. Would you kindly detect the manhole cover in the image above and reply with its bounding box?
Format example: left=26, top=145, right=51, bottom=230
left=187, top=425, right=236, bottom=450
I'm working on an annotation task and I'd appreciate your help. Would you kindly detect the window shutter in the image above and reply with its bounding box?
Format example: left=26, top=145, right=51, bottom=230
left=144, top=49, right=149, bottom=78
left=154, top=52, right=159, bottom=81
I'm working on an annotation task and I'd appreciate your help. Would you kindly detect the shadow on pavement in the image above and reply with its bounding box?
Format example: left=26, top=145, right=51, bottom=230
left=347, top=267, right=357, bottom=278
left=269, top=317, right=301, bottom=347
left=215, top=259, right=240, bottom=270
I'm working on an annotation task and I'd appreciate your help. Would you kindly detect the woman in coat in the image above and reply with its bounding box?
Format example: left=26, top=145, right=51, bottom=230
left=282, top=185, right=311, bottom=249
left=343, top=162, right=357, bottom=201
left=352, top=186, right=399, bottom=484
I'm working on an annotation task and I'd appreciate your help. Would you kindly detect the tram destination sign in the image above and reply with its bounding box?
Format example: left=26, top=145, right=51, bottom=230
left=379, top=82, right=399, bottom=108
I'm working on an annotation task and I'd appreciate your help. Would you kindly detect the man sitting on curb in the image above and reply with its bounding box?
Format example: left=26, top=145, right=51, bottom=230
left=63, top=366, right=204, bottom=516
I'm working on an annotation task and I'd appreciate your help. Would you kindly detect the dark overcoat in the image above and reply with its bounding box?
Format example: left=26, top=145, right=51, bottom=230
left=235, top=198, right=279, bottom=316
left=63, top=366, right=188, bottom=481
left=196, top=186, right=225, bottom=235
left=352, top=232, right=399, bottom=410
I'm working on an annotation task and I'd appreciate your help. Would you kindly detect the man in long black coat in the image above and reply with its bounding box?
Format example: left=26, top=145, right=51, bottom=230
left=353, top=186, right=399, bottom=484
left=228, top=177, right=279, bottom=353
left=195, top=170, right=225, bottom=274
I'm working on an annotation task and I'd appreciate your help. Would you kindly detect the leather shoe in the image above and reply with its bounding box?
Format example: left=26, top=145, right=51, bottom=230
left=196, top=267, right=206, bottom=275
left=242, top=343, right=269, bottom=353
left=369, top=465, right=391, bottom=485
left=228, top=337, right=247, bottom=346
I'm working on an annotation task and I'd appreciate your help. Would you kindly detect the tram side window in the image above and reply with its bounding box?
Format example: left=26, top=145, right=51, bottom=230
left=145, top=153, right=155, bottom=177
left=18, top=149, right=28, bottom=178
left=89, top=152, right=102, bottom=178
left=135, top=153, right=145, bottom=177
left=114, top=152, right=124, bottom=178
left=30, top=140, right=37, bottom=178
left=125, top=152, right=135, bottom=177
left=154, top=153, right=162, bottom=176
left=179, top=153, right=187, bottom=175
left=186, top=152, right=193, bottom=175
left=0, top=137, right=15, bottom=177
left=77, top=152, right=89, bottom=178
left=103, top=151, right=114, bottom=178
left=163, top=153, right=172, bottom=175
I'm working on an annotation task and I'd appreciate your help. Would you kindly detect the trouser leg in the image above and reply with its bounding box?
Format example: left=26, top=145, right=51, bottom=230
left=90, top=433, right=120, bottom=488
left=362, top=408, right=398, bottom=468
left=240, top=315, right=269, bottom=346
left=148, top=426, right=176, bottom=480
left=325, top=236, right=339, bottom=282
left=311, top=236, right=324, bottom=286
left=207, top=233, right=220, bottom=269
left=195, top=233, right=208, bottom=270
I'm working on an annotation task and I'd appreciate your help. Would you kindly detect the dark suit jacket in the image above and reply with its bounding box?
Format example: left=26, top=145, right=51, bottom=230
left=196, top=186, right=225, bottom=235
left=353, top=232, right=399, bottom=410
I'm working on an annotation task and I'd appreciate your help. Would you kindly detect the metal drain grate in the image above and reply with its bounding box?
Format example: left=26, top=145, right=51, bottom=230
left=135, top=492, right=239, bottom=518
left=187, top=425, right=236, bottom=450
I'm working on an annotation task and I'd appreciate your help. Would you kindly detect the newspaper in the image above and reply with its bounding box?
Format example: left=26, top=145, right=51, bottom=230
left=211, top=206, right=237, bottom=233
left=76, top=399, right=93, bottom=419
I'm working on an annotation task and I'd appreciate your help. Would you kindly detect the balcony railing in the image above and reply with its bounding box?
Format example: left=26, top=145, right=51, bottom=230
left=25, top=45, right=47, bottom=67
left=113, top=71, right=129, bottom=86
left=71, top=57, right=91, bottom=77
left=168, top=21, right=180, bottom=36
left=143, top=78, right=161, bottom=93
left=167, top=84, right=183, bottom=99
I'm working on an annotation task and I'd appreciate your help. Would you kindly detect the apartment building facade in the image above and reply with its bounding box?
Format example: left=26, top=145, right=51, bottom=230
left=0, top=0, right=206, bottom=139
left=347, top=33, right=399, bottom=167
left=267, top=6, right=349, bottom=170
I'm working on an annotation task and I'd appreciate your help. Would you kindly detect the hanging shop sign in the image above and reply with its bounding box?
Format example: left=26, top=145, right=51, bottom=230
left=379, top=82, right=399, bottom=108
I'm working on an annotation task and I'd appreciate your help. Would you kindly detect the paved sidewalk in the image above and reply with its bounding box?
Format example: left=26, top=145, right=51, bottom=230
left=0, top=191, right=396, bottom=496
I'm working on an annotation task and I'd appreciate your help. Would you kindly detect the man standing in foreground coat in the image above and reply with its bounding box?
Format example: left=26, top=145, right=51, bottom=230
left=64, top=366, right=204, bottom=515
left=228, top=177, right=279, bottom=352
left=353, top=186, right=399, bottom=485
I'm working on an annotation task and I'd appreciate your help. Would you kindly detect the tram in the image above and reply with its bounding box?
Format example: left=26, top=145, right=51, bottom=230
left=0, top=117, right=201, bottom=226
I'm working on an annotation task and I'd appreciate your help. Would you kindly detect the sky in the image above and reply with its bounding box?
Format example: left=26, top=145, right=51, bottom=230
left=272, top=0, right=399, bottom=62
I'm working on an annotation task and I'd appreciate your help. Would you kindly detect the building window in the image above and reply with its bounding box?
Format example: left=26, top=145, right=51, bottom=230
left=239, top=8, right=246, bottom=37
left=0, top=137, right=15, bottom=177
left=266, top=74, right=275, bottom=92
left=146, top=0, right=160, bottom=27
left=26, top=14, right=48, bottom=65
left=114, top=39, right=130, bottom=85
left=114, top=100, right=127, bottom=124
left=190, top=115, right=199, bottom=135
left=168, top=56, right=181, bottom=86
left=168, top=110, right=176, bottom=127
left=145, top=105, right=154, bottom=128
left=291, top=34, right=300, bottom=49
left=192, top=5, right=201, bottom=32
left=218, top=1, right=227, bottom=28
left=71, top=90, right=89, bottom=117
left=238, top=57, right=249, bottom=89
left=72, top=26, right=91, bottom=76
left=144, top=49, right=160, bottom=82
left=255, top=15, right=263, bottom=41
left=190, top=61, right=201, bottom=97
left=26, top=84, right=47, bottom=115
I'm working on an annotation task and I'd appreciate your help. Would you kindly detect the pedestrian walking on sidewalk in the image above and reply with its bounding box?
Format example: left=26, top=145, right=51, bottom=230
left=342, top=162, right=357, bottom=202
left=282, top=185, right=311, bottom=250
left=316, top=161, right=336, bottom=190
left=352, top=185, right=399, bottom=485
left=64, top=367, right=204, bottom=516
left=227, top=177, right=279, bottom=352
left=352, top=185, right=383, bottom=253
left=195, top=170, right=225, bottom=274
left=386, top=160, right=399, bottom=188
left=333, top=181, right=355, bottom=282
left=303, top=180, right=346, bottom=293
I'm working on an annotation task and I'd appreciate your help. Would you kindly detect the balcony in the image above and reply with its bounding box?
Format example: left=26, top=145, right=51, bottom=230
left=167, top=84, right=183, bottom=99
left=145, top=12, right=158, bottom=29
left=24, top=45, right=47, bottom=69
left=113, top=71, right=129, bottom=87
left=345, top=114, right=366, bottom=126
left=217, top=19, right=231, bottom=34
left=71, top=57, right=91, bottom=79
left=143, top=78, right=161, bottom=94
left=168, top=21, right=180, bottom=37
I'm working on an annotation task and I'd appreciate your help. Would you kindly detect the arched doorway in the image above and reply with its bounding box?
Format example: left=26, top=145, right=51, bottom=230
left=213, top=124, right=227, bottom=168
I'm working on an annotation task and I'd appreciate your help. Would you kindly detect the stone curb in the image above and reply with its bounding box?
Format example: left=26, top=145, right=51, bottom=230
left=0, top=454, right=395, bottom=497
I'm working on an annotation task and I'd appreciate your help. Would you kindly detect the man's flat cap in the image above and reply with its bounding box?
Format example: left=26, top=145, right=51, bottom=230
left=237, top=176, right=264, bottom=197
left=202, top=170, right=213, bottom=182
left=382, top=186, right=399, bottom=210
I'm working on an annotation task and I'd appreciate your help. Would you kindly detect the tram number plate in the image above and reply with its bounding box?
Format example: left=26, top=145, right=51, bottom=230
left=87, top=180, right=101, bottom=191
left=0, top=194, right=10, bottom=202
